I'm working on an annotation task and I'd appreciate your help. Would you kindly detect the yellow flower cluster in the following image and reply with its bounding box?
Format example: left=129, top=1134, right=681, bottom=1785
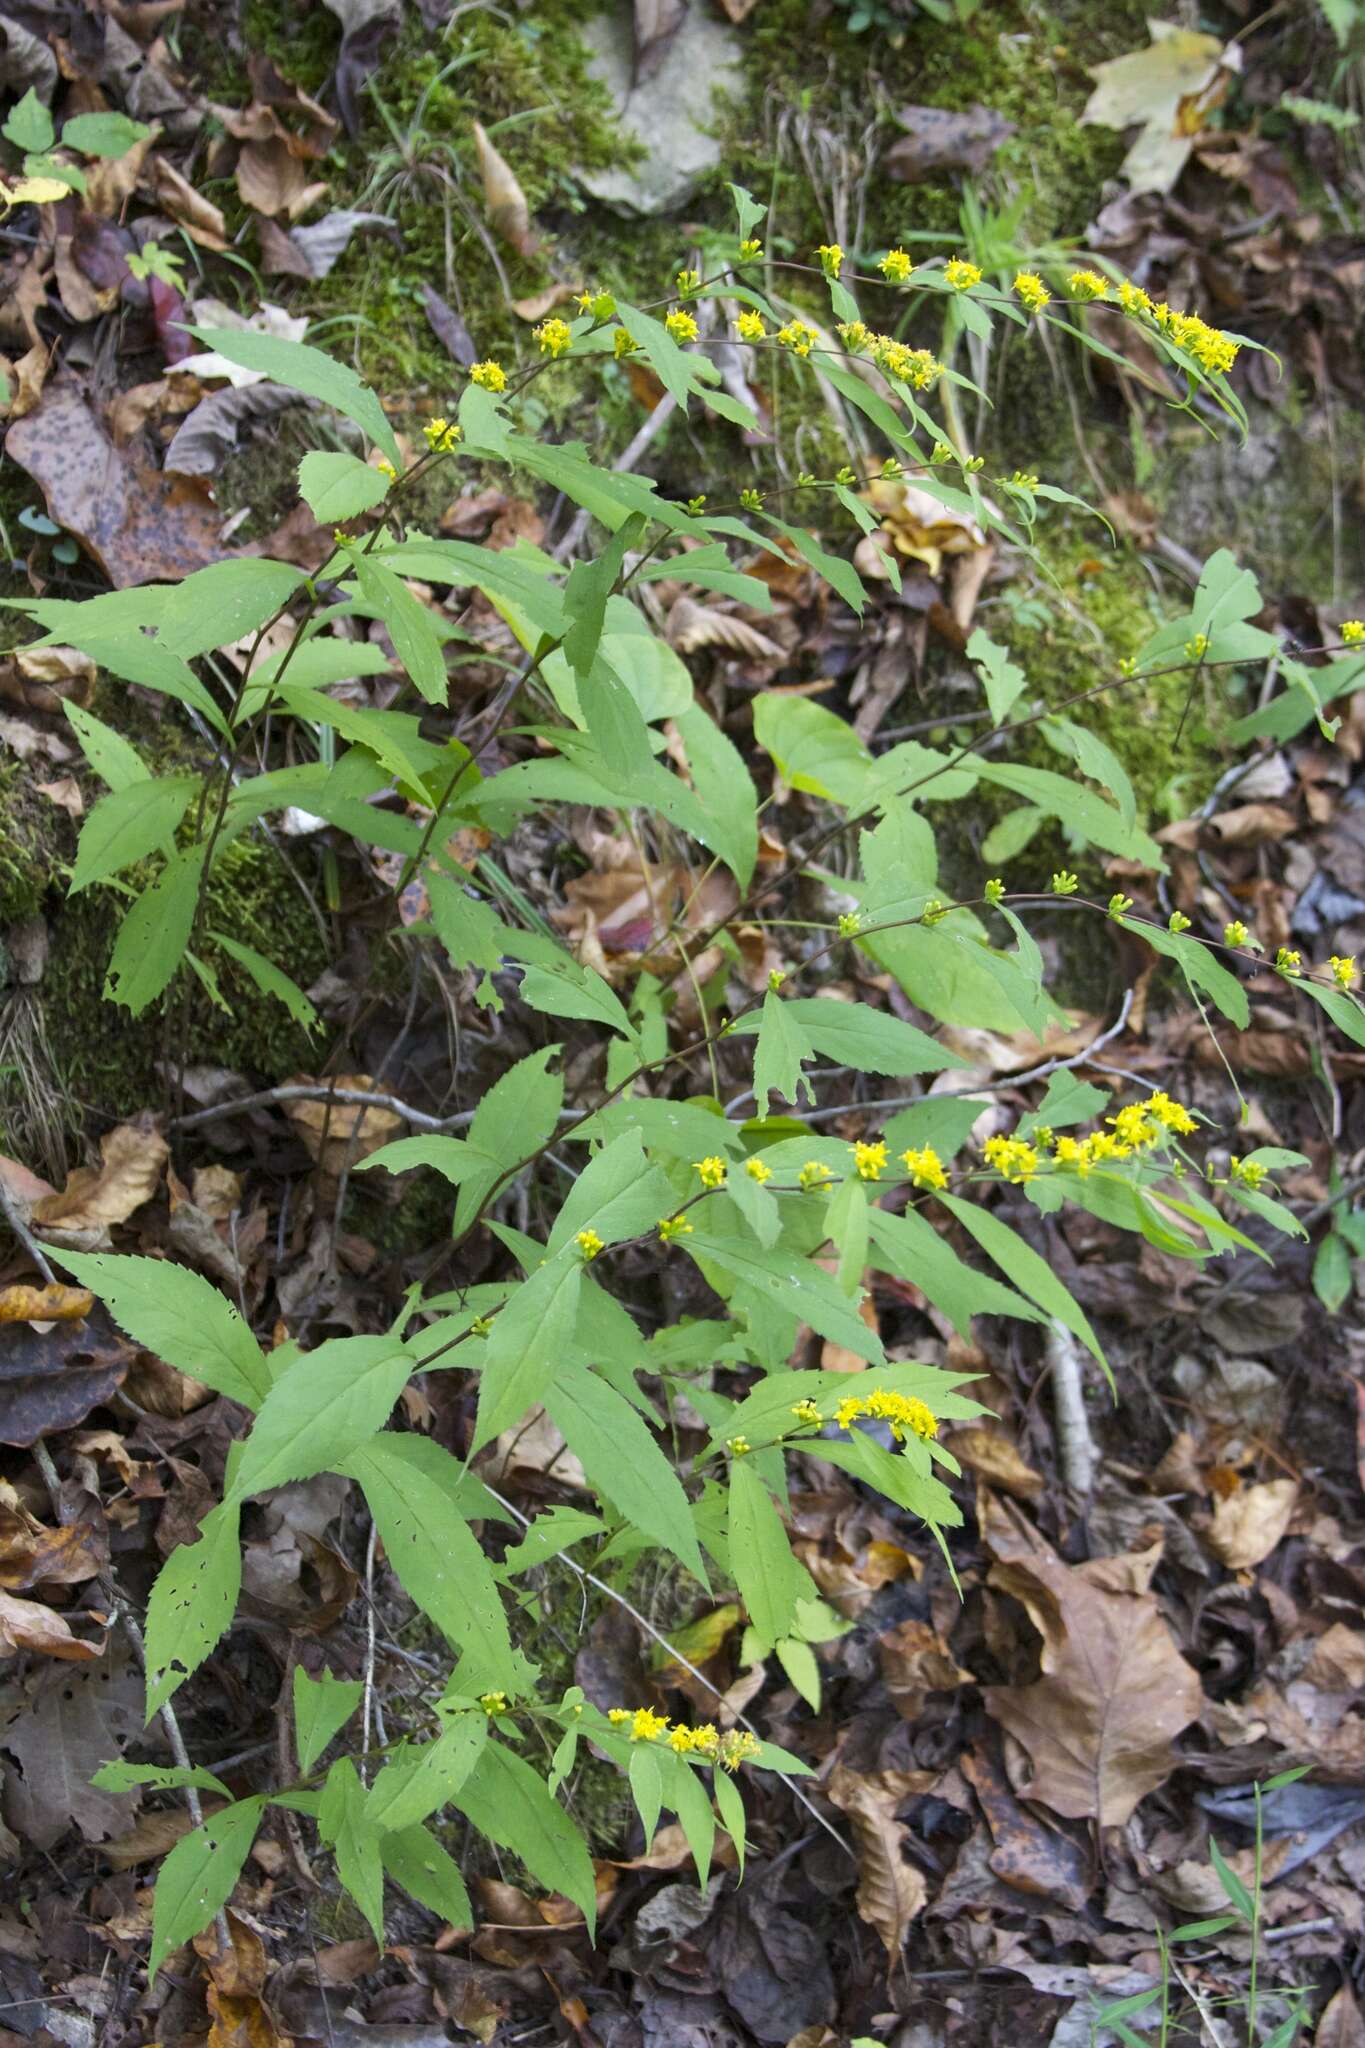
left=790, top=1397, right=823, bottom=1425
left=376, top=459, right=398, bottom=483
left=799, top=1160, right=834, bottom=1191
left=879, top=247, right=912, bottom=283
left=1343, top=621, right=1365, bottom=647
left=817, top=243, right=844, bottom=279
left=469, top=360, right=506, bottom=392
left=614, top=328, right=637, bottom=358
left=944, top=257, right=982, bottom=289
left=1330, top=955, right=1357, bottom=988
left=1013, top=271, right=1051, bottom=313
left=665, top=309, right=699, bottom=343
left=1229, top=1156, right=1266, bottom=1191
left=834, top=1388, right=938, bottom=1443
left=534, top=317, right=573, bottom=358
left=776, top=319, right=819, bottom=356
left=838, top=319, right=870, bottom=351
left=422, top=416, right=461, bottom=452
left=576, top=1228, right=604, bottom=1260
left=852, top=1140, right=887, bottom=1181
left=1276, top=947, right=1302, bottom=976
left=746, top=1157, right=773, bottom=1184
left=983, top=1134, right=1041, bottom=1183
left=658, top=1214, right=693, bottom=1242
left=1027, top=1091, right=1200, bottom=1177
left=739, top=237, right=763, bottom=261
left=606, top=1709, right=761, bottom=1769
left=1111, top=282, right=1241, bottom=376
left=1068, top=269, right=1109, bottom=299
left=736, top=310, right=766, bottom=341
left=901, top=1144, right=947, bottom=1190
left=870, top=335, right=943, bottom=387
left=694, top=1155, right=727, bottom=1189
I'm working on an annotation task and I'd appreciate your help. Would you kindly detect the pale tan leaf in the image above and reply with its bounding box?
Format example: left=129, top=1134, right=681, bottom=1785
left=0, top=1588, right=102, bottom=1661
left=667, top=596, right=784, bottom=660
left=473, top=121, right=535, bottom=257
left=1316, top=1986, right=1365, bottom=2048
left=32, top=1114, right=168, bottom=1235
left=1207, top=1478, right=1298, bottom=1570
left=1081, top=21, right=1240, bottom=195
left=826, top=1763, right=930, bottom=1958
left=949, top=1425, right=1044, bottom=1499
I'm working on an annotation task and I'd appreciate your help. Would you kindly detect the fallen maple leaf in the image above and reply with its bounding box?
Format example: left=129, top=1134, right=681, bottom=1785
left=979, top=1494, right=1203, bottom=1827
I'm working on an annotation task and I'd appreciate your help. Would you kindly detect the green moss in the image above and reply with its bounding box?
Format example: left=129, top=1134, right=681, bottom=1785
left=0, top=763, right=68, bottom=923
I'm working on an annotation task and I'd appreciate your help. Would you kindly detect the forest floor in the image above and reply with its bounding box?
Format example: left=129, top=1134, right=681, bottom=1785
left=1, top=1, right=1365, bottom=2045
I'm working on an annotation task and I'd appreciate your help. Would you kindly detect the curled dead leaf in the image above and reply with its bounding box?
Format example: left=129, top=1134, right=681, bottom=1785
left=0, top=1588, right=102, bottom=1661
left=667, top=595, right=784, bottom=661
left=0, top=1283, right=93, bottom=1324
left=33, top=1113, right=168, bottom=1237
left=473, top=121, right=536, bottom=258
left=826, top=1762, right=931, bottom=1959
left=1206, top=1477, right=1298, bottom=1570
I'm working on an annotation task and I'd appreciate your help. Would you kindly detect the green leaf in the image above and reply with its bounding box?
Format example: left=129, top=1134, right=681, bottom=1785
left=1312, top=1231, right=1353, bottom=1315
left=1115, top=917, right=1249, bottom=1030
left=967, top=628, right=1027, bottom=726
left=450, top=1741, right=597, bottom=1931
left=672, top=702, right=759, bottom=890
left=63, top=701, right=150, bottom=792
left=728, top=181, right=766, bottom=239
left=155, top=559, right=306, bottom=662
left=775, top=1635, right=821, bottom=1708
left=1297, top=976, right=1365, bottom=1050
left=1208, top=1834, right=1254, bottom=1921
left=350, top=551, right=448, bottom=705
left=686, top=1232, right=885, bottom=1365
left=665, top=1748, right=716, bottom=1887
left=367, top=1713, right=488, bottom=1831
left=319, top=1758, right=385, bottom=1943
left=293, top=1667, right=364, bottom=1775
left=224, top=1336, right=411, bottom=1503
left=731, top=997, right=967, bottom=1086
left=298, top=450, right=390, bottom=523
left=938, top=1192, right=1107, bottom=1375
left=1042, top=716, right=1136, bottom=830
left=545, top=1363, right=709, bottom=1584
left=518, top=955, right=635, bottom=1039
left=753, top=693, right=873, bottom=805
left=746, top=990, right=816, bottom=1117
left=149, top=1795, right=266, bottom=1981
left=210, top=934, right=321, bottom=1032
left=186, top=329, right=400, bottom=466
left=728, top=1458, right=807, bottom=1647
left=629, top=1743, right=663, bottom=1852
left=343, top=1434, right=517, bottom=1689
left=104, top=845, right=204, bottom=1015
left=92, top=1761, right=231, bottom=1798
left=547, top=1130, right=680, bottom=1256
left=144, top=1501, right=242, bottom=1718
left=61, top=110, right=153, bottom=157
left=470, top=1257, right=583, bottom=1452
left=825, top=1173, right=868, bottom=1294
left=496, top=1506, right=605, bottom=1576
left=981, top=803, right=1046, bottom=865
left=3, top=89, right=54, bottom=153
left=55, top=1251, right=271, bottom=1408
left=380, top=1822, right=473, bottom=1929
left=712, top=1765, right=746, bottom=1874
left=867, top=1205, right=1044, bottom=1339
left=972, top=760, right=1163, bottom=868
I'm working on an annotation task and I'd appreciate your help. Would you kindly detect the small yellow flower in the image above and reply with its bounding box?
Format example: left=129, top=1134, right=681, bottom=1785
left=719, top=1729, right=762, bottom=1772
left=837, top=319, right=870, bottom=351
left=690, top=1723, right=720, bottom=1757
left=1223, top=920, right=1250, bottom=947
left=1169, top=911, right=1192, bottom=934
left=879, top=247, right=912, bottom=283
left=798, top=1160, right=833, bottom=1192
left=631, top=1708, right=669, bottom=1742
left=900, top=1144, right=947, bottom=1191
left=921, top=897, right=947, bottom=926
left=613, top=327, right=637, bottom=358
left=534, top=316, right=573, bottom=358
left=1013, top=270, right=1051, bottom=313
left=776, top=319, right=819, bottom=357
left=1144, top=1091, right=1197, bottom=1135
left=470, top=359, right=506, bottom=392
left=1229, top=1156, right=1267, bottom=1192
left=740, top=487, right=763, bottom=511
left=665, top=309, right=699, bottom=343
left=695, top=1155, right=727, bottom=1190
left=376, top=458, right=397, bottom=483
left=422, top=415, right=461, bottom=452
left=1068, top=268, right=1109, bottom=300
left=668, top=1725, right=695, bottom=1752
left=791, top=1398, right=822, bottom=1425
left=658, top=1214, right=693, bottom=1242
left=1329, top=955, right=1357, bottom=989
left=1117, top=279, right=1153, bottom=316
left=607, top=1707, right=631, bottom=1723
left=768, top=967, right=786, bottom=993
left=479, top=1691, right=508, bottom=1715
left=817, top=242, right=844, bottom=279
left=945, top=256, right=982, bottom=290
left=576, top=1228, right=605, bottom=1260
left=1275, top=947, right=1302, bottom=976
left=837, top=911, right=862, bottom=938
left=1051, top=870, right=1079, bottom=896
left=1054, top=1135, right=1085, bottom=1172
left=1185, top=631, right=1210, bottom=661
left=676, top=268, right=701, bottom=296
left=745, top=1157, right=773, bottom=1184
left=1342, top=620, right=1365, bottom=647
left=1009, top=470, right=1039, bottom=492
left=1108, top=893, right=1134, bottom=918
left=736, top=309, right=766, bottom=341
left=738, top=237, right=763, bottom=261
left=984, top=877, right=1006, bottom=904
left=1110, top=1104, right=1160, bottom=1150
left=983, top=1134, right=1039, bottom=1184
left=852, top=1139, right=888, bottom=1181
left=726, top=1435, right=752, bottom=1456
left=469, top=1315, right=493, bottom=1338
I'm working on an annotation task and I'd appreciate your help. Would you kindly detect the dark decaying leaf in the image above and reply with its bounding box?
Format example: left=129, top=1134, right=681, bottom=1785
left=0, top=1308, right=131, bottom=1448
left=422, top=282, right=476, bottom=366
left=5, top=380, right=225, bottom=585
left=633, top=0, right=686, bottom=85
left=0, top=1652, right=142, bottom=1849
left=883, top=103, right=1015, bottom=182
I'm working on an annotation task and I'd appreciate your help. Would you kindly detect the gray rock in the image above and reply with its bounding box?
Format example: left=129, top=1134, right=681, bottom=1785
left=578, top=4, right=743, bottom=217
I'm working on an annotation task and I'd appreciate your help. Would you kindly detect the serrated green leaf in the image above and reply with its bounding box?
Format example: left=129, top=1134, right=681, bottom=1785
left=210, top=934, right=321, bottom=1032
left=686, top=1231, right=885, bottom=1365
left=144, top=1500, right=242, bottom=1718
left=727, top=1458, right=806, bottom=1647
left=61, top=110, right=153, bottom=157
left=3, top=89, right=54, bottom=154
left=319, top=1758, right=385, bottom=1942
left=547, top=1130, right=678, bottom=1256
left=350, top=551, right=448, bottom=705
left=225, top=1337, right=411, bottom=1503
left=938, top=1192, right=1106, bottom=1375
left=149, top=1795, right=265, bottom=1980
left=293, top=1667, right=364, bottom=1775
left=450, top=1741, right=597, bottom=1930
left=753, top=693, right=873, bottom=805
left=470, top=1256, right=582, bottom=1452
left=367, top=1713, right=487, bottom=1831
left=55, top=1251, right=271, bottom=1408
left=104, top=845, right=204, bottom=1015
left=186, top=329, right=400, bottom=466
left=91, top=1761, right=231, bottom=1798
left=298, top=450, right=391, bottom=523
left=380, top=1821, right=474, bottom=1928
left=967, top=628, right=1027, bottom=727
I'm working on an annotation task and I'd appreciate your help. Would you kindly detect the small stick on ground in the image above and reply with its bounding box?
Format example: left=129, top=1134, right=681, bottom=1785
left=1046, top=1319, right=1097, bottom=1496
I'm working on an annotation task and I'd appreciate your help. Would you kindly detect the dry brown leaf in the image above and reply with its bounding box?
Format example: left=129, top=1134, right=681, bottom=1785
left=473, top=120, right=536, bottom=257
left=35, top=777, right=84, bottom=818
left=284, top=1076, right=403, bottom=1177
left=864, top=476, right=987, bottom=578
left=948, top=1425, right=1044, bottom=1499
left=980, top=1494, right=1202, bottom=1826
left=0, top=1283, right=93, bottom=1324
left=1206, top=802, right=1299, bottom=847
left=959, top=1745, right=1092, bottom=1912
left=0, top=1589, right=102, bottom=1662
left=511, top=284, right=575, bottom=321
left=667, top=595, right=784, bottom=661
left=1316, top=1986, right=1365, bottom=2048
left=1206, top=1477, right=1298, bottom=1569
left=633, top=0, right=687, bottom=82
left=235, top=136, right=328, bottom=219
left=1082, top=22, right=1240, bottom=195
left=33, top=1114, right=168, bottom=1235
left=104, top=1802, right=209, bottom=1868
left=877, top=1616, right=972, bottom=1722
left=152, top=155, right=228, bottom=248
left=0, top=1504, right=105, bottom=1590
left=826, top=1762, right=930, bottom=1958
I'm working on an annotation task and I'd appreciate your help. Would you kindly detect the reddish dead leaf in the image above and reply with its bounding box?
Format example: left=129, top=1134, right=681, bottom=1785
left=0, top=1589, right=102, bottom=1662
left=5, top=382, right=225, bottom=587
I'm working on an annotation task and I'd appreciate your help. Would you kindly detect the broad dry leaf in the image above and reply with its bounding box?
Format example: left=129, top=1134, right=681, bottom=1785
left=0, top=1283, right=93, bottom=1324
left=473, top=120, right=535, bottom=257
left=1207, top=1477, right=1298, bottom=1570
left=1082, top=21, right=1240, bottom=195
left=284, top=1075, right=402, bottom=1175
left=878, top=1616, right=972, bottom=1722
left=863, top=476, right=986, bottom=578
left=1316, top=1986, right=1365, bottom=2048
left=0, top=1589, right=102, bottom=1661
left=0, top=1504, right=105, bottom=1590
left=33, top=1114, right=168, bottom=1235
left=826, top=1763, right=930, bottom=1958
left=980, top=1496, right=1202, bottom=1826
left=667, top=595, right=784, bottom=661
left=948, top=1425, right=1044, bottom=1499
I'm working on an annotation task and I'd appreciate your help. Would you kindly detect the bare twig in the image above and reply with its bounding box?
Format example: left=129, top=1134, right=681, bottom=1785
left=0, top=1177, right=55, bottom=1283
left=1045, top=1322, right=1097, bottom=1496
